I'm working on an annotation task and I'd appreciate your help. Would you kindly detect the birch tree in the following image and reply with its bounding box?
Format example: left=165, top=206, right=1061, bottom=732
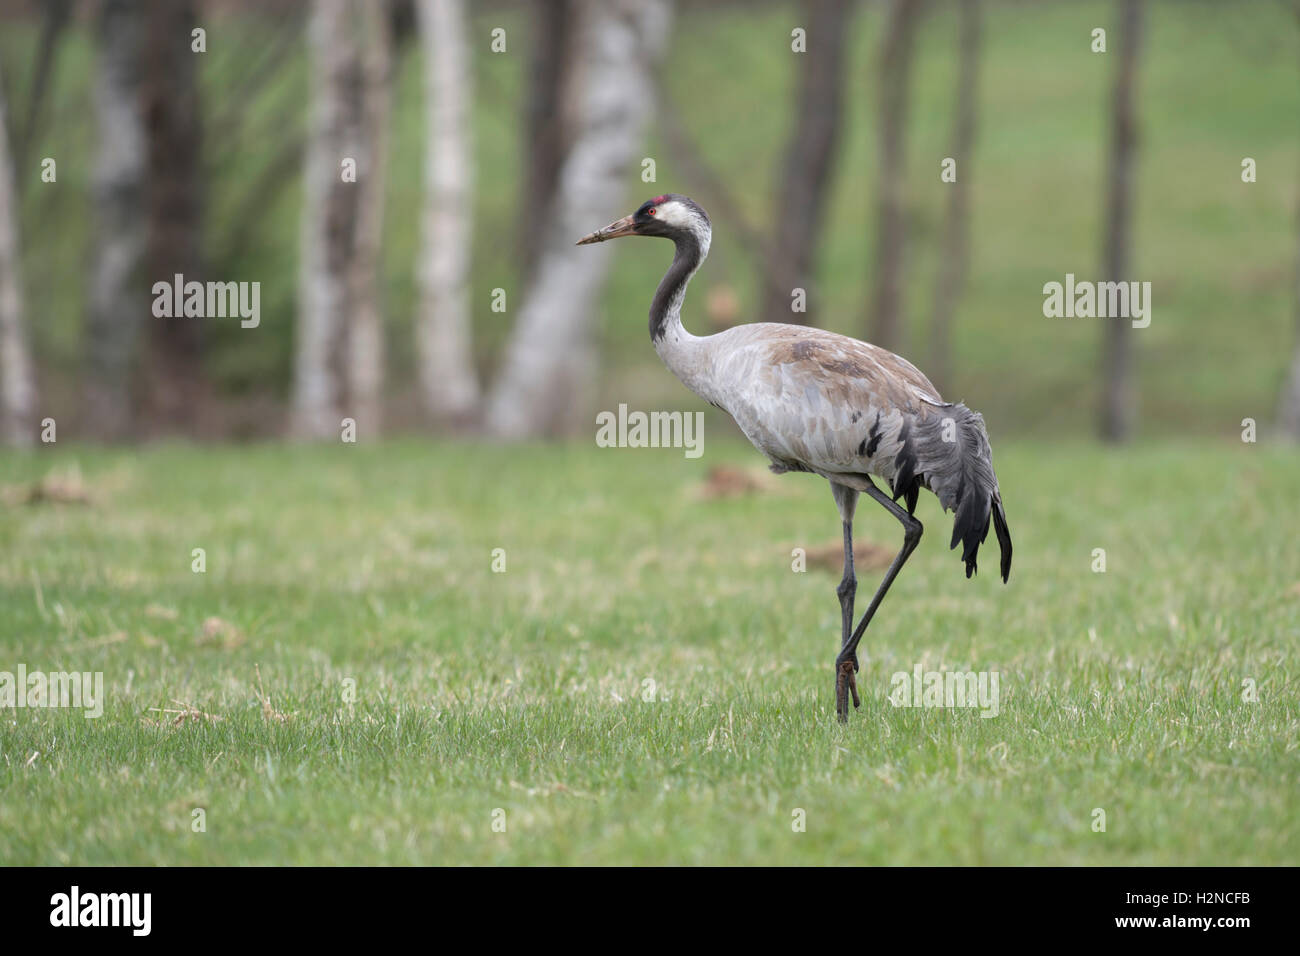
left=0, top=66, right=33, bottom=447
left=293, top=0, right=392, bottom=439
left=348, top=2, right=392, bottom=434
left=85, top=0, right=147, bottom=441
left=485, top=0, right=673, bottom=438
left=415, top=0, right=479, bottom=427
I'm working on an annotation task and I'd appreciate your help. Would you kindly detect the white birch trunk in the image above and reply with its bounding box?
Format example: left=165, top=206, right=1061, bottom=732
left=484, top=0, right=672, bottom=438
left=415, top=0, right=480, bottom=427
left=293, top=0, right=348, bottom=439
left=294, top=0, right=390, bottom=439
left=347, top=1, right=391, bottom=434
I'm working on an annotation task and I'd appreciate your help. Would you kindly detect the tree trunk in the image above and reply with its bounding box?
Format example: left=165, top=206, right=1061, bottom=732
left=415, top=0, right=479, bottom=427
left=0, top=66, right=34, bottom=447
left=142, top=0, right=205, bottom=434
left=927, top=0, right=980, bottom=394
left=85, top=0, right=147, bottom=441
left=867, top=0, right=923, bottom=352
left=519, top=0, right=578, bottom=278
left=758, top=0, right=853, bottom=328
left=14, top=0, right=73, bottom=187
left=484, top=0, right=672, bottom=439
left=1099, top=0, right=1142, bottom=443
left=293, top=0, right=391, bottom=439
left=1276, top=151, right=1300, bottom=439
left=347, top=1, right=391, bottom=434
left=1274, top=4, right=1300, bottom=440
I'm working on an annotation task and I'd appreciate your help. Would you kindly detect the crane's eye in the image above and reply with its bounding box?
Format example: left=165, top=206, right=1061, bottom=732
left=647, top=207, right=657, bottom=216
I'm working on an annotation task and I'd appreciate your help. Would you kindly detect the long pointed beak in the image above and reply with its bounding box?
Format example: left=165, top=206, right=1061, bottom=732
left=576, top=214, right=637, bottom=245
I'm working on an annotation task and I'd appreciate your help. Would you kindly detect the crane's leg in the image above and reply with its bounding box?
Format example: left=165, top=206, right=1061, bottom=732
left=836, top=477, right=923, bottom=723
left=830, top=482, right=861, bottom=716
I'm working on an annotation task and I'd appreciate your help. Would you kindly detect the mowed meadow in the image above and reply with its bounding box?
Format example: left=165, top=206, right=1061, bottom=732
left=0, top=439, right=1296, bottom=865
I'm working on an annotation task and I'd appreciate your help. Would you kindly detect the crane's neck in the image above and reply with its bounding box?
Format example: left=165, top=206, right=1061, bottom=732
left=650, top=228, right=714, bottom=401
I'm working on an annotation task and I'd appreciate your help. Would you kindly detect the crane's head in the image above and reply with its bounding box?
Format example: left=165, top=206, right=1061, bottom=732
left=575, top=194, right=711, bottom=249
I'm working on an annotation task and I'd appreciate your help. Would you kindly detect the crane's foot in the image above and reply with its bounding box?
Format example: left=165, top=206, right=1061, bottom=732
left=834, top=654, right=860, bottom=723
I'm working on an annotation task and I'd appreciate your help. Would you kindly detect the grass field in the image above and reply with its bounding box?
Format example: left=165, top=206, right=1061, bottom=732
left=1, top=438, right=1296, bottom=865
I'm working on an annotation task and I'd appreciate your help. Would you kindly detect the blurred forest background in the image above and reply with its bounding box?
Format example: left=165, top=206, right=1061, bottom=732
left=0, top=0, right=1298, bottom=447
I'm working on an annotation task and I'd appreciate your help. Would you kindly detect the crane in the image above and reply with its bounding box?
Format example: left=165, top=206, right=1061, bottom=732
left=577, top=194, right=1012, bottom=723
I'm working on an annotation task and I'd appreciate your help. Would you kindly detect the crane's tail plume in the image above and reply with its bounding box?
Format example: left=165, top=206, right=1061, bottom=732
left=991, top=491, right=1012, bottom=583
left=892, top=403, right=1012, bottom=582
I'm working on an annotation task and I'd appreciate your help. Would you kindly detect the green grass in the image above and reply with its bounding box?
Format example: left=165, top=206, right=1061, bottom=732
left=3, top=0, right=1298, bottom=435
left=0, top=439, right=1297, bottom=864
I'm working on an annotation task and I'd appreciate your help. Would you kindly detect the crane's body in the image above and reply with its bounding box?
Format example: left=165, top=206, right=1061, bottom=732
left=578, top=194, right=1011, bottom=722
